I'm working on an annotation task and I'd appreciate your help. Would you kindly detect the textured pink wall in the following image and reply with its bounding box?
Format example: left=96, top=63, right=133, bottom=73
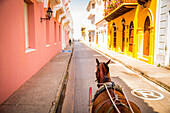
left=65, top=29, right=69, bottom=45
left=0, top=0, right=62, bottom=104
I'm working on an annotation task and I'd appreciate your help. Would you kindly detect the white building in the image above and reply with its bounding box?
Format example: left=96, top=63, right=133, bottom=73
left=85, top=0, right=107, bottom=48
left=54, top=0, right=73, bottom=49
left=155, top=0, right=170, bottom=67
left=95, top=0, right=107, bottom=49
left=86, top=0, right=96, bottom=44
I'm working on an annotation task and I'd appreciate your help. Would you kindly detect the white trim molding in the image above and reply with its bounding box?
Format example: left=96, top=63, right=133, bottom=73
left=53, top=4, right=64, bottom=17
left=62, top=18, right=69, bottom=24
left=37, top=0, right=43, bottom=2
left=59, top=13, right=66, bottom=22
left=44, top=0, right=61, bottom=8
left=44, top=0, right=49, bottom=8
left=62, top=18, right=70, bottom=27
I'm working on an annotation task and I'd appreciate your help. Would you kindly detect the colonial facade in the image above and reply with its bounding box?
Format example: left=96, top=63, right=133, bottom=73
left=0, top=0, right=72, bottom=104
left=155, top=0, right=170, bottom=66
left=83, top=0, right=170, bottom=66
left=95, top=0, right=107, bottom=49
left=86, top=0, right=96, bottom=44
left=105, top=0, right=157, bottom=65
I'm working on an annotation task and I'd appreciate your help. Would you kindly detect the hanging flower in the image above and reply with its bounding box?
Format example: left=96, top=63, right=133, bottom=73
left=104, top=0, right=125, bottom=15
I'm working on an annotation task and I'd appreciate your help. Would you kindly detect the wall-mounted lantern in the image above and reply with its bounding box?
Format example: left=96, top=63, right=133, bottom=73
left=112, top=23, right=118, bottom=30
left=112, top=23, right=116, bottom=28
left=121, top=18, right=128, bottom=29
left=40, top=7, right=53, bottom=23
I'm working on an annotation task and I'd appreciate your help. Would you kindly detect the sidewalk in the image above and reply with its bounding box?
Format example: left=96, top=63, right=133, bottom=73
left=85, top=42, right=170, bottom=92
left=0, top=45, right=73, bottom=113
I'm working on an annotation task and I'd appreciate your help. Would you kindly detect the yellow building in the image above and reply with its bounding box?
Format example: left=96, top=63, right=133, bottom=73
left=104, top=0, right=157, bottom=64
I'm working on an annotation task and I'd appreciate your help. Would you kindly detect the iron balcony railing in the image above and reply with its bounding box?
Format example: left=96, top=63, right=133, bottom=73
left=104, top=0, right=137, bottom=16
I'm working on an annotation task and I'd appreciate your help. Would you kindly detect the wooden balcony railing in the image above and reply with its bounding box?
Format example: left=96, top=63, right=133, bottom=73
left=104, top=0, right=137, bottom=16
left=138, top=0, right=148, bottom=5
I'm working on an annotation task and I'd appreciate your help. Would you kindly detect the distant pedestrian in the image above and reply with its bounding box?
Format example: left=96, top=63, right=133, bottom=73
left=69, top=39, right=71, bottom=46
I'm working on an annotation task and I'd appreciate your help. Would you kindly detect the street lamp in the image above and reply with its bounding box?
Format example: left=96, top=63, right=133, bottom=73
left=40, top=7, right=53, bottom=23
left=121, top=18, right=128, bottom=29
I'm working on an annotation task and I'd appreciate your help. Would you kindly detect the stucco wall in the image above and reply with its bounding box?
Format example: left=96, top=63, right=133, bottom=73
left=156, top=0, right=170, bottom=66
left=0, top=0, right=62, bottom=104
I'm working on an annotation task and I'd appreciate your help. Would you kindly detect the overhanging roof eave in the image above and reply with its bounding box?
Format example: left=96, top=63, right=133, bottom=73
left=104, top=3, right=138, bottom=22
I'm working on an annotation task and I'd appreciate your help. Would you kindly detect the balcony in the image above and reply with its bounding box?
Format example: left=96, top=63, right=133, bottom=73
left=138, top=0, right=148, bottom=5
left=87, top=9, right=95, bottom=19
left=104, top=0, right=138, bottom=22
left=87, top=24, right=95, bottom=32
left=53, top=3, right=65, bottom=18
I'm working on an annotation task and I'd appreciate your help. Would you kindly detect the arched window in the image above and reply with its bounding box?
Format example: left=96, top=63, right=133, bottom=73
left=143, top=16, right=150, bottom=56
left=122, top=23, right=125, bottom=52
left=112, top=23, right=116, bottom=48
left=129, top=21, right=134, bottom=52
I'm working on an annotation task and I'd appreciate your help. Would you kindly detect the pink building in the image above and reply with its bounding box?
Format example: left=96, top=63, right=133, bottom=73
left=0, top=0, right=71, bottom=104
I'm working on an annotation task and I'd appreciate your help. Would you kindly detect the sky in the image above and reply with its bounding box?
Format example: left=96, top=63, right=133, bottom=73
left=70, top=0, right=89, bottom=40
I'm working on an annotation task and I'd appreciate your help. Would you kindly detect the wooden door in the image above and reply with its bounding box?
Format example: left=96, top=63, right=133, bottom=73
left=143, top=17, right=150, bottom=56
left=89, top=32, right=91, bottom=42
left=96, top=33, right=98, bottom=44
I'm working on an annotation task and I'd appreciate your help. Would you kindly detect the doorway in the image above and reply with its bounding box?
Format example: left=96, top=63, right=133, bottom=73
left=129, top=21, right=134, bottom=52
left=96, top=33, right=98, bottom=44
left=122, top=25, right=125, bottom=52
left=143, top=16, right=150, bottom=56
left=114, top=25, right=116, bottom=48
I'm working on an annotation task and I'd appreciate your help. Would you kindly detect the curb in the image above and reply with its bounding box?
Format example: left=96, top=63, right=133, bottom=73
left=83, top=43, right=170, bottom=92
left=49, top=45, right=74, bottom=113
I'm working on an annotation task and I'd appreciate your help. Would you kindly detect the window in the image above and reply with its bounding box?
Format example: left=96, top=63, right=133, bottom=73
left=143, top=16, right=150, bottom=56
left=59, top=25, right=61, bottom=42
left=91, top=20, right=93, bottom=24
left=24, top=2, right=29, bottom=49
left=91, top=17, right=95, bottom=24
left=92, top=3, right=95, bottom=9
left=46, top=19, right=50, bottom=46
left=113, top=23, right=116, bottom=48
left=54, top=22, right=57, bottom=43
left=24, top=1, right=35, bottom=53
left=129, top=21, right=134, bottom=52
left=91, top=31, right=95, bottom=42
left=96, top=32, right=98, bottom=44
left=122, top=25, right=125, bottom=52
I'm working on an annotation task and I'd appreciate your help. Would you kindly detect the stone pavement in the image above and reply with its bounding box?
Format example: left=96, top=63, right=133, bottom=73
left=0, top=45, right=73, bottom=113
left=84, top=42, right=170, bottom=92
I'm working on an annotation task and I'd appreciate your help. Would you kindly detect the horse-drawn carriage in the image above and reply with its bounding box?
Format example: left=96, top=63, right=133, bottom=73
left=89, top=59, right=141, bottom=113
